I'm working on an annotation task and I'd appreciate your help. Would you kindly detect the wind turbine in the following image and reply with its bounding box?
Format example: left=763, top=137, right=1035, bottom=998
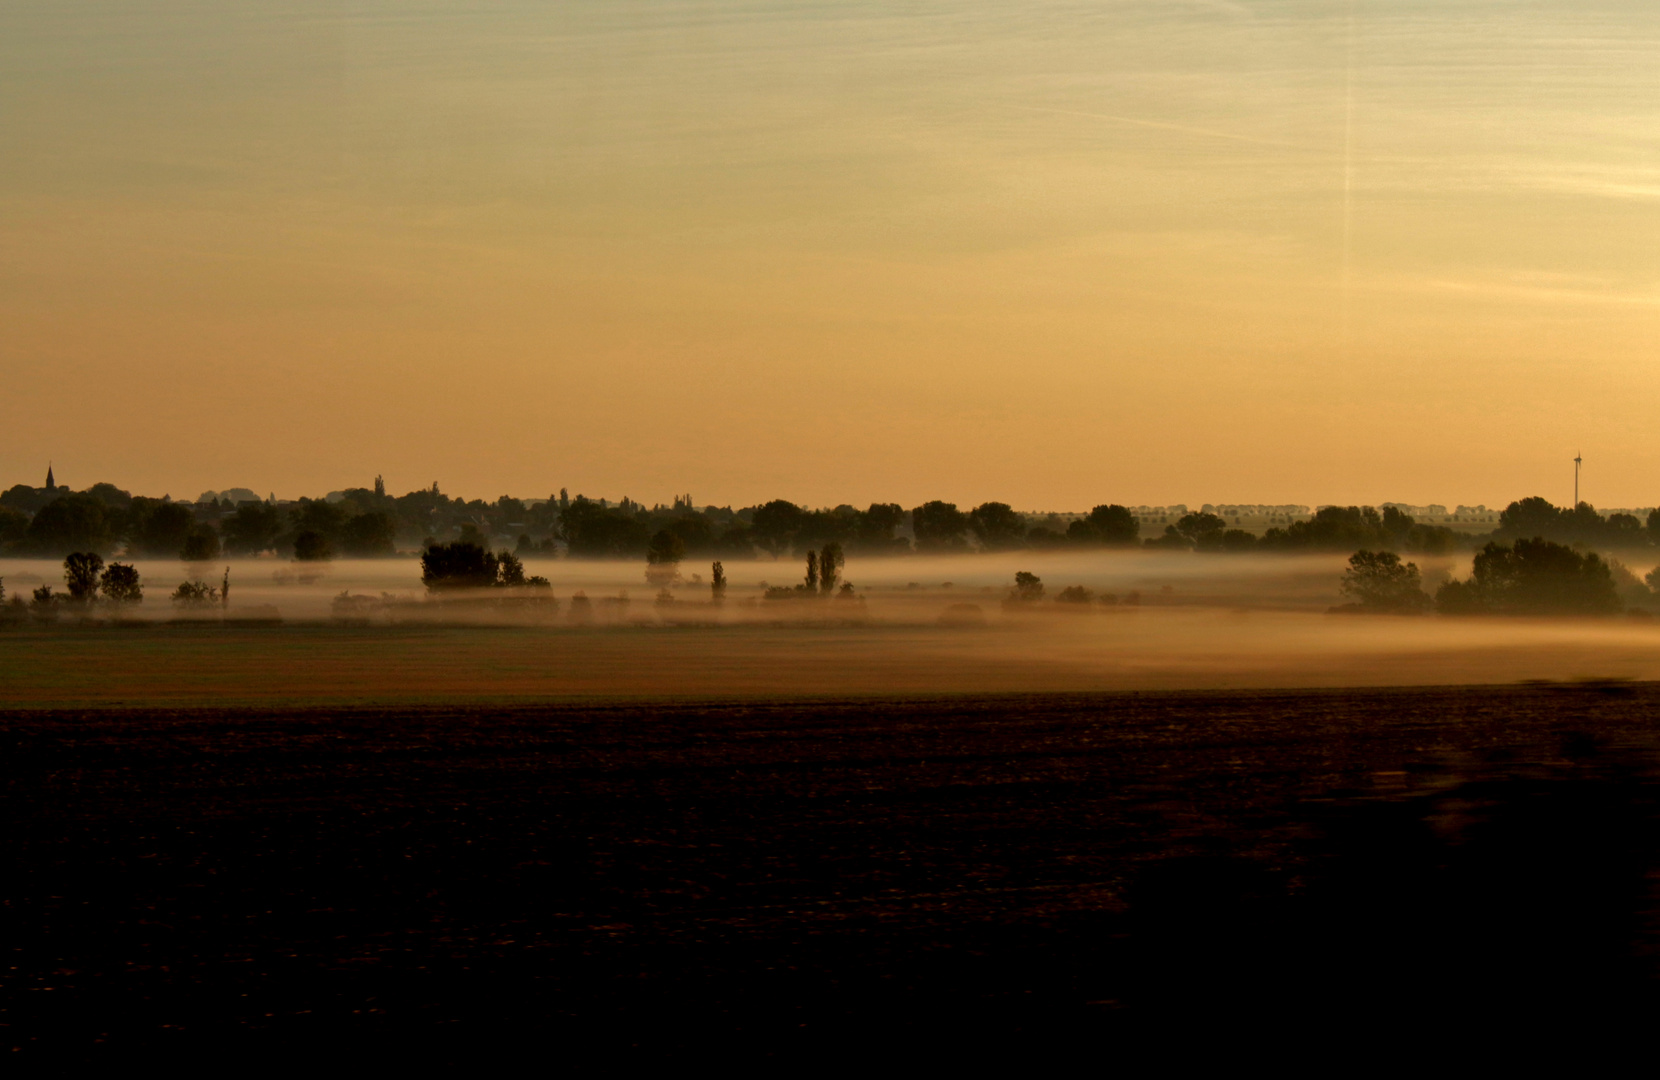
left=1574, top=451, right=1582, bottom=508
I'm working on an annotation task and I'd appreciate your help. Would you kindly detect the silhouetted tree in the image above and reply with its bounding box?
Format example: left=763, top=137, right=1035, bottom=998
left=341, top=511, right=396, bottom=556
left=180, top=527, right=220, bottom=562
left=1056, top=585, right=1094, bottom=603
left=1433, top=578, right=1485, bottom=615
left=911, top=501, right=969, bottom=552
left=293, top=531, right=333, bottom=562
left=561, top=498, right=651, bottom=558
left=1607, top=512, right=1643, bottom=545
left=1273, top=506, right=1381, bottom=552
left=794, top=506, right=859, bottom=550
left=291, top=499, right=350, bottom=537
left=497, top=550, right=527, bottom=587
left=1644, top=564, right=1660, bottom=596
left=128, top=499, right=195, bottom=557
left=750, top=500, right=805, bottom=555
left=664, top=515, right=715, bottom=554
left=1143, top=527, right=1191, bottom=549
left=1024, top=526, right=1064, bottom=549
left=83, top=482, right=133, bottom=509
left=1010, top=571, right=1044, bottom=602
left=221, top=502, right=284, bottom=555
left=1, top=484, right=53, bottom=516
left=969, top=502, right=1027, bottom=551
left=854, top=503, right=909, bottom=553
left=1496, top=497, right=1563, bottom=543
left=804, top=550, right=819, bottom=591
left=819, top=542, right=844, bottom=595
left=24, top=495, right=112, bottom=556
left=1256, top=505, right=1456, bottom=555
left=646, top=529, right=686, bottom=586
left=63, top=552, right=104, bottom=603
left=0, top=505, right=27, bottom=548
left=1339, top=550, right=1430, bottom=611
left=1066, top=504, right=1139, bottom=546
left=1561, top=501, right=1611, bottom=546
left=711, top=560, right=727, bottom=602
left=421, top=542, right=500, bottom=590
left=1173, top=512, right=1228, bottom=549
left=1436, top=538, right=1620, bottom=615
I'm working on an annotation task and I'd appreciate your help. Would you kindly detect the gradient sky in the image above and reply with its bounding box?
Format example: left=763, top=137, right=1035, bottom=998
left=4, top=1, right=1660, bottom=508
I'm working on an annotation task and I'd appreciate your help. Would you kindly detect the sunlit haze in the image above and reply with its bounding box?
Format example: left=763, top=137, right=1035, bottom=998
left=5, top=1, right=1659, bottom=506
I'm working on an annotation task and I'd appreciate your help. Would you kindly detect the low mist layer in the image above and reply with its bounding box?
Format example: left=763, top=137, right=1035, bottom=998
left=6, top=551, right=1660, bottom=707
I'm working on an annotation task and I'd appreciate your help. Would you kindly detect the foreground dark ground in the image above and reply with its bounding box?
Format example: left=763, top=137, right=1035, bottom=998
left=6, top=685, right=1660, bottom=1060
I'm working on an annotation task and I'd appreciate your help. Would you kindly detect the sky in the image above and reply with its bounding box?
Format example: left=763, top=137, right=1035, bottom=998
left=3, top=0, right=1660, bottom=509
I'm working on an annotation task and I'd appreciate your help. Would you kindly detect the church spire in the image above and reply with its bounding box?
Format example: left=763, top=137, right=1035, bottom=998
left=45, top=463, right=55, bottom=491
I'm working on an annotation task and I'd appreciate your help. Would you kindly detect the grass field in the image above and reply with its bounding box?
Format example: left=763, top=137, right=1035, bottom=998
left=8, top=610, right=1660, bottom=707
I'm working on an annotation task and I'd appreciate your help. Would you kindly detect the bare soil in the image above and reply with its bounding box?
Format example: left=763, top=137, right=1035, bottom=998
left=6, top=685, right=1660, bottom=1061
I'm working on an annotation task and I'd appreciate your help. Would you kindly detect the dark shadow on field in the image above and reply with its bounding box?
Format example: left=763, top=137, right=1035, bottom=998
left=4, top=685, right=1660, bottom=1062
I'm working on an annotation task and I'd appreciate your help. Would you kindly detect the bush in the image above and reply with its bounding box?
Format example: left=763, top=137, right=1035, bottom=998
left=1056, top=585, right=1094, bottom=603
left=1007, top=571, right=1044, bottom=603
left=171, top=580, right=219, bottom=608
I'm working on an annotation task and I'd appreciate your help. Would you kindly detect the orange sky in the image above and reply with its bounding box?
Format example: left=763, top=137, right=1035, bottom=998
left=4, top=1, right=1660, bottom=509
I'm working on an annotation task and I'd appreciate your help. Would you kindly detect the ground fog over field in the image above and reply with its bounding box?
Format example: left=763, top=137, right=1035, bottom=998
left=8, top=550, right=1660, bottom=705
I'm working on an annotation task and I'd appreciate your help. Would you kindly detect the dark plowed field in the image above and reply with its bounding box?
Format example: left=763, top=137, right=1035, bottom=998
left=7, top=685, right=1660, bottom=1060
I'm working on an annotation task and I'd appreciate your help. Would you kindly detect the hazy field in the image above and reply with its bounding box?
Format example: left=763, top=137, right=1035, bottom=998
left=7, top=550, right=1660, bottom=706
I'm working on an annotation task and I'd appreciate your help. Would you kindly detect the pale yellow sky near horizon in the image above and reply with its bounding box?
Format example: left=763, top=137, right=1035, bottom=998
left=4, top=1, right=1660, bottom=510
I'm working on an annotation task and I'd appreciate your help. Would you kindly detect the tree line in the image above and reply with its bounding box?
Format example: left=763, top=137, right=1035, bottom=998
left=1336, top=538, right=1647, bottom=616
left=8, top=474, right=1660, bottom=562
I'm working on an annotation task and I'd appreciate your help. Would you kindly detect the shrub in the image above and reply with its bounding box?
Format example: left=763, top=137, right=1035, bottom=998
left=171, top=581, right=219, bottom=608
left=1008, top=571, right=1044, bottom=602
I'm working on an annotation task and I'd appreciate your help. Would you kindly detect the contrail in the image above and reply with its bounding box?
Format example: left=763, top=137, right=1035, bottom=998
left=1341, top=1, right=1356, bottom=360
left=998, top=103, right=1308, bottom=150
